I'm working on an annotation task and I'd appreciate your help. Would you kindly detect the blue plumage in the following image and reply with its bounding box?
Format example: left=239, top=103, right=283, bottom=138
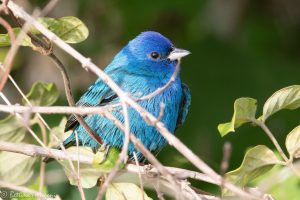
left=63, top=31, right=191, bottom=161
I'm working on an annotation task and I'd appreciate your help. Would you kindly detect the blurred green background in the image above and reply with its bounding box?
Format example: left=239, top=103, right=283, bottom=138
left=2, top=0, right=300, bottom=199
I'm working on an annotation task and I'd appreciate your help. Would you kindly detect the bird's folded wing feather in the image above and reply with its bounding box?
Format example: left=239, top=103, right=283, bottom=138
left=65, top=79, right=116, bottom=132
left=176, top=83, right=191, bottom=129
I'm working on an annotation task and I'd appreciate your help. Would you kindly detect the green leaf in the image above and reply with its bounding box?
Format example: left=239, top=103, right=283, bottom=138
left=218, top=98, right=257, bottom=136
left=0, top=152, right=37, bottom=185
left=23, top=82, right=59, bottom=106
left=0, top=31, right=11, bottom=46
left=38, top=16, right=89, bottom=43
left=106, top=183, right=153, bottom=200
left=225, top=145, right=281, bottom=190
left=263, top=85, right=300, bottom=121
left=0, top=16, right=88, bottom=48
left=286, top=125, right=300, bottom=158
left=93, top=146, right=124, bottom=172
left=48, top=117, right=72, bottom=148
left=0, top=28, right=34, bottom=47
left=253, top=163, right=300, bottom=200
left=0, top=115, right=26, bottom=142
left=58, top=147, right=103, bottom=188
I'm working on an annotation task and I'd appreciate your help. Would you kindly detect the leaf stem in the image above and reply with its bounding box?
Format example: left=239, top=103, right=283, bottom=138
left=252, top=119, right=289, bottom=162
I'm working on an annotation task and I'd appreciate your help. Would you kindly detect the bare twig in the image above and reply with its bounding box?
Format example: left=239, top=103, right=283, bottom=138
left=43, top=54, right=96, bottom=200
left=0, top=16, right=15, bottom=91
left=0, top=66, right=86, bottom=199
left=95, top=101, right=131, bottom=200
left=40, top=0, right=59, bottom=16
left=7, top=4, right=104, bottom=146
left=137, top=60, right=180, bottom=101
left=0, top=93, right=47, bottom=148
left=0, top=93, right=85, bottom=199
left=36, top=119, right=47, bottom=193
left=220, top=142, right=232, bottom=197
left=48, top=53, right=103, bottom=145
left=74, top=130, right=86, bottom=200
left=0, top=103, right=113, bottom=115
left=103, top=112, right=197, bottom=200
left=133, top=152, right=145, bottom=200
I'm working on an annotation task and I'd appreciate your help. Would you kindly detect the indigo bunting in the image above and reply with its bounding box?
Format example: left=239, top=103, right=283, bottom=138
left=63, top=31, right=191, bottom=161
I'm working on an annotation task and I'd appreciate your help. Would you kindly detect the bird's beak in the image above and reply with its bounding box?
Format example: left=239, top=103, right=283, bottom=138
left=167, top=48, right=191, bottom=61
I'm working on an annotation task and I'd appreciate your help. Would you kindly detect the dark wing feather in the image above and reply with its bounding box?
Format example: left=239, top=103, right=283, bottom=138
left=64, top=102, right=94, bottom=132
left=176, top=83, right=191, bottom=130
left=64, top=79, right=116, bottom=132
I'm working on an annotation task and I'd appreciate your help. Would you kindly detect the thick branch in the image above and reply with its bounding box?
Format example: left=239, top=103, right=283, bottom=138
left=0, top=141, right=275, bottom=200
left=0, top=104, right=113, bottom=115
left=0, top=141, right=215, bottom=185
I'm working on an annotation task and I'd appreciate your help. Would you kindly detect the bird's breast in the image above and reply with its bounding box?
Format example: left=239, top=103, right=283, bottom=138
left=122, top=77, right=182, bottom=132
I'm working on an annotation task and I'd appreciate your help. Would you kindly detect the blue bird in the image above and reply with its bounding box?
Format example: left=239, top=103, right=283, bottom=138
left=63, top=31, right=191, bottom=162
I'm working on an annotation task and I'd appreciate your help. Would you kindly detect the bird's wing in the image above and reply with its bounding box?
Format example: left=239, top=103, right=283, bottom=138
left=65, top=79, right=117, bottom=132
left=176, top=83, right=191, bottom=130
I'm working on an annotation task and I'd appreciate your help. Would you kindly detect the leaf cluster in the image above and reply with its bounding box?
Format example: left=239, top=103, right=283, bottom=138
left=218, top=86, right=300, bottom=197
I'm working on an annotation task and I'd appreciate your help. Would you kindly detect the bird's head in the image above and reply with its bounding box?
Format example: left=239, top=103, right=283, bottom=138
left=116, top=31, right=190, bottom=78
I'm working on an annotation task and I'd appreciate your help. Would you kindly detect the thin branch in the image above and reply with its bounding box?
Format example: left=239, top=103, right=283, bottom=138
left=220, top=142, right=232, bottom=197
left=0, top=103, right=113, bottom=115
left=137, top=60, right=180, bottom=101
left=7, top=4, right=104, bottom=146
left=48, top=53, right=103, bottom=145
left=133, top=152, right=145, bottom=200
left=0, top=92, right=47, bottom=148
left=40, top=0, right=59, bottom=16
left=96, top=101, right=131, bottom=200
left=74, top=130, right=86, bottom=200
left=0, top=92, right=85, bottom=198
left=103, top=112, right=199, bottom=200
left=36, top=118, right=47, bottom=193
left=0, top=68, right=86, bottom=198
left=0, top=16, right=15, bottom=91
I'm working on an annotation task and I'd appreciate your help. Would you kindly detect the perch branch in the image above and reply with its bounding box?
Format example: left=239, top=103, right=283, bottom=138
left=0, top=141, right=220, bottom=200
left=0, top=103, right=112, bottom=115
left=0, top=141, right=275, bottom=200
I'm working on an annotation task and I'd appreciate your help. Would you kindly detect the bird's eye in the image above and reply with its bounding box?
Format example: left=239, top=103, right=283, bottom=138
left=150, top=52, right=160, bottom=60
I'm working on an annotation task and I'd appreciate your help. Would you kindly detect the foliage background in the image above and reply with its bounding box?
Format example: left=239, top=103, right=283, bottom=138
left=1, top=0, right=300, bottom=199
